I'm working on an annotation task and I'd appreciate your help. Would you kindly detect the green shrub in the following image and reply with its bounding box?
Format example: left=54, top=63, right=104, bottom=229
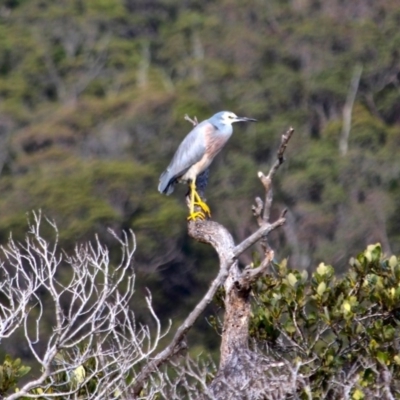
left=250, top=243, right=400, bottom=398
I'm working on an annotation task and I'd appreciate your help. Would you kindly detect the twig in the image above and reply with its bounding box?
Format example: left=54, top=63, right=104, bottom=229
left=238, top=249, right=275, bottom=291
left=1, top=214, right=164, bottom=400
left=232, top=217, right=286, bottom=259
left=184, top=114, right=198, bottom=127
left=257, top=127, right=294, bottom=223
left=250, top=127, right=294, bottom=258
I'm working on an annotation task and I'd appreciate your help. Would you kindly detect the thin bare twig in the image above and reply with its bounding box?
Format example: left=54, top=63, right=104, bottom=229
left=1, top=212, right=167, bottom=400
left=258, top=127, right=294, bottom=223
left=233, top=217, right=286, bottom=259
left=184, top=114, right=198, bottom=127
left=238, top=249, right=274, bottom=290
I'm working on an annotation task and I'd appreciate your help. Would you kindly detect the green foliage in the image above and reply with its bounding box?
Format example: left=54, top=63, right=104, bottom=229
left=250, top=244, right=400, bottom=397
left=0, top=157, right=157, bottom=246
left=1, top=0, right=400, bottom=368
left=0, top=0, right=398, bottom=266
left=20, top=349, right=115, bottom=398
left=0, top=355, right=30, bottom=395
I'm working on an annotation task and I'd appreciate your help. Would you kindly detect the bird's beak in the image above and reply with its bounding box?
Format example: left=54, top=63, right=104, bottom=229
left=235, top=116, right=257, bottom=122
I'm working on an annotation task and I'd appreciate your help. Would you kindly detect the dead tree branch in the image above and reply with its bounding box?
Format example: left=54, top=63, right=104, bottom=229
left=132, top=221, right=237, bottom=397
left=133, top=123, right=294, bottom=399
left=1, top=211, right=168, bottom=400
left=252, top=127, right=294, bottom=255
left=209, top=127, right=295, bottom=399
left=184, top=114, right=199, bottom=127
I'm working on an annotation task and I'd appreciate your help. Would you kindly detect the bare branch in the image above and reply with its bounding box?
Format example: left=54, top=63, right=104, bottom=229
left=258, top=127, right=294, bottom=223
left=184, top=114, right=199, bottom=127
left=132, top=220, right=236, bottom=397
left=232, top=217, right=286, bottom=258
left=1, top=214, right=167, bottom=400
left=237, top=249, right=275, bottom=291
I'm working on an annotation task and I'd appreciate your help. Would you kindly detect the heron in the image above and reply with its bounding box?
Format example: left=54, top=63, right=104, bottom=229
left=158, top=111, right=257, bottom=220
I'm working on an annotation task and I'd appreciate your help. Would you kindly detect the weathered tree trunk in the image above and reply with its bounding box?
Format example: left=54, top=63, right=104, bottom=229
left=187, top=128, right=295, bottom=399
left=187, top=215, right=294, bottom=399
left=132, top=127, right=294, bottom=399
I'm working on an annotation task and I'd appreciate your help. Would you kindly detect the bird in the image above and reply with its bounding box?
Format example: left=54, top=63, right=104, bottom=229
left=158, top=111, right=257, bottom=220
left=194, top=167, right=209, bottom=201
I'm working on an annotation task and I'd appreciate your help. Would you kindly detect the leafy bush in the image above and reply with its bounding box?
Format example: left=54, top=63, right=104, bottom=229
left=0, top=355, right=30, bottom=396
left=250, top=243, right=400, bottom=398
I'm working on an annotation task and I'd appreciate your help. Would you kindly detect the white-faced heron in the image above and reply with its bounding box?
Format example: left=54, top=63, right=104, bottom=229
left=158, top=111, right=256, bottom=220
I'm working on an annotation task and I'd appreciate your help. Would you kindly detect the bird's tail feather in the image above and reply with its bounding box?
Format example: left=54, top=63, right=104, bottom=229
left=158, top=171, right=175, bottom=195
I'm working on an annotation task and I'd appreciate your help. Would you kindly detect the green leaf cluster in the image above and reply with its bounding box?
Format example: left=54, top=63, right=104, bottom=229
left=251, top=244, right=400, bottom=397
left=0, top=355, right=30, bottom=395
left=22, top=350, right=108, bottom=398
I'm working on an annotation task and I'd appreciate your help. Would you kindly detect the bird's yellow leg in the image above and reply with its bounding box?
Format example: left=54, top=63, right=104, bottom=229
left=187, top=180, right=206, bottom=221
left=193, top=190, right=211, bottom=217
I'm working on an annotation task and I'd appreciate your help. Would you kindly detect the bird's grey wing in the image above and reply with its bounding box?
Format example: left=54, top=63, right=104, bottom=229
left=158, top=121, right=211, bottom=195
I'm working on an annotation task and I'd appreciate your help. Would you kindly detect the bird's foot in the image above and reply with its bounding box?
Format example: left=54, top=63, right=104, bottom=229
left=194, top=200, right=211, bottom=218
left=187, top=211, right=206, bottom=221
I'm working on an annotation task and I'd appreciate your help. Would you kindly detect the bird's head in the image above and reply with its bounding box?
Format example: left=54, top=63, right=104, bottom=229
left=210, top=111, right=257, bottom=127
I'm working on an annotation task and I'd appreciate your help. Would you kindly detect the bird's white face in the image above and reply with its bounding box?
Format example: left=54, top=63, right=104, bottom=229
left=221, top=112, right=238, bottom=124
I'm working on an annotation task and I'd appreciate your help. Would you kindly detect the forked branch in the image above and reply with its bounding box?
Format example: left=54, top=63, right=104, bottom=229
left=133, top=122, right=294, bottom=398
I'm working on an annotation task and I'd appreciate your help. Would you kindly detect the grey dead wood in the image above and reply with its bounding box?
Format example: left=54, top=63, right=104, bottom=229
left=204, top=128, right=295, bottom=400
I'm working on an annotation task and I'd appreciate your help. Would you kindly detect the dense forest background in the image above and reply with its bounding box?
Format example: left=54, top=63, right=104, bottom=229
left=0, top=0, right=400, bottom=361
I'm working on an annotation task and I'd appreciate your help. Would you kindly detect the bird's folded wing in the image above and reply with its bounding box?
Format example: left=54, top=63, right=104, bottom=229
left=159, top=121, right=213, bottom=192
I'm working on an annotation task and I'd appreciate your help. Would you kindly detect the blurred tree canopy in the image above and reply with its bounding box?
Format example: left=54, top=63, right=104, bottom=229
left=0, top=0, right=399, bottom=362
